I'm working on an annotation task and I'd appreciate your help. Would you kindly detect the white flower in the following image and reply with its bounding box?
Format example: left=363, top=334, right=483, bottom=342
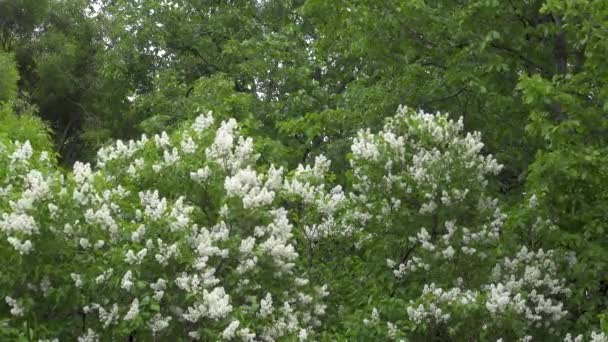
left=294, top=278, right=309, bottom=286
left=351, top=130, right=380, bottom=161
left=124, top=298, right=140, bottom=321
left=192, top=112, right=214, bottom=133
left=125, top=248, right=147, bottom=265
left=298, top=328, right=308, bottom=341
left=40, top=277, right=51, bottom=297
left=205, top=287, right=232, bottom=319
left=71, top=273, right=83, bottom=288
left=77, top=328, right=99, bottom=342
left=239, top=237, right=256, bottom=254
left=180, top=134, right=197, bottom=154
left=10, top=140, right=33, bottom=164
left=371, top=307, right=380, bottom=321
left=148, top=314, right=172, bottom=333
left=190, top=166, right=211, bottom=183
left=259, top=293, right=273, bottom=317
left=387, top=322, right=398, bottom=338
left=485, top=283, right=512, bottom=315
left=591, top=331, right=608, bottom=342
left=79, top=238, right=90, bottom=249
left=154, top=132, right=171, bottom=148
left=238, top=327, right=256, bottom=341
left=139, top=190, right=167, bottom=220
left=419, top=200, right=437, bottom=215
left=442, top=246, right=456, bottom=260
left=150, top=278, right=167, bottom=300
left=5, top=296, right=24, bottom=317
left=1, top=213, right=38, bottom=236
left=207, top=119, right=236, bottom=159
left=6, top=237, right=33, bottom=254
left=563, top=334, right=583, bottom=342
left=92, top=303, right=119, bottom=328
left=121, top=270, right=134, bottom=291
left=95, top=268, right=113, bottom=284
left=225, top=167, right=275, bottom=209
left=131, top=225, right=146, bottom=242
left=183, top=287, right=232, bottom=322
left=222, top=320, right=240, bottom=339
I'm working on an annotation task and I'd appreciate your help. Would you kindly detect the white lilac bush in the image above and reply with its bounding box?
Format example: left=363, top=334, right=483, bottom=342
left=343, top=106, right=599, bottom=341
left=0, top=113, right=333, bottom=341
left=1, top=108, right=605, bottom=341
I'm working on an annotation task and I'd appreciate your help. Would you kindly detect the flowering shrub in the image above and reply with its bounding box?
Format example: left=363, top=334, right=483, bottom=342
left=1, top=108, right=605, bottom=341
left=339, top=106, right=599, bottom=341
left=349, top=106, right=504, bottom=277
left=0, top=113, right=330, bottom=341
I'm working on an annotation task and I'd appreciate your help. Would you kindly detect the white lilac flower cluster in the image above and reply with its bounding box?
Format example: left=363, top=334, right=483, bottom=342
left=349, top=106, right=506, bottom=282
left=563, top=332, right=608, bottom=342
left=399, top=245, right=573, bottom=336
left=0, top=112, right=330, bottom=340
left=486, top=247, right=571, bottom=326
left=282, top=155, right=350, bottom=243
left=0, top=141, right=56, bottom=255
left=405, top=283, right=479, bottom=324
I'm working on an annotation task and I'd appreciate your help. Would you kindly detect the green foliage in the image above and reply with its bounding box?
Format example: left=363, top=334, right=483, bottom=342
left=0, top=107, right=53, bottom=153
left=0, top=51, right=19, bottom=103
left=0, top=0, right=49, bottom=50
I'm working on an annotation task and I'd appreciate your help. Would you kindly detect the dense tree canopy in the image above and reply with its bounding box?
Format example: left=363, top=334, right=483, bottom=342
left=0, top=0, right=607, bottom=340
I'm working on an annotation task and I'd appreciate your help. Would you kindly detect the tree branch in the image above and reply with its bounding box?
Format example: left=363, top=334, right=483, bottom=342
left=490, top=43, right=551, bottom=77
